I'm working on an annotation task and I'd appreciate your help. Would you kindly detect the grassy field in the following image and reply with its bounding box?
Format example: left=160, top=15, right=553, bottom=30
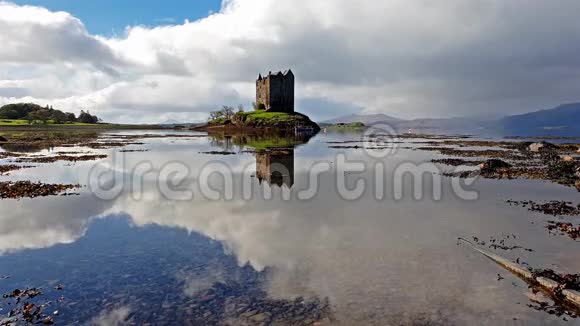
left=0, top=119, right=30, bottom=126
left=0, top=119, right=165, bottom=129
left=0, top=119, right=104, bottom=126
left=208, top=111, right=313, bottom=126
left=235, top=111, right=302, bottom=124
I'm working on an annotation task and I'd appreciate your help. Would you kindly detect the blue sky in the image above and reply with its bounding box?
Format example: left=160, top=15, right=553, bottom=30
left=11, top=0, right=222, bottom=35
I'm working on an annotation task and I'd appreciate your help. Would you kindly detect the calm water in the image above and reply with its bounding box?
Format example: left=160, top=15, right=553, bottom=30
left=0, top=130, right=579, bottom=325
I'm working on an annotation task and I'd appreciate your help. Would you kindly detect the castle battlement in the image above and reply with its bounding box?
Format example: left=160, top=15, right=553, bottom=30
left=256, top=69, right=294, bottom=113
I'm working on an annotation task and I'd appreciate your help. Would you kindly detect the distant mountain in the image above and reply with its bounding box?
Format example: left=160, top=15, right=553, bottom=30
left=392, top=117, right=485, bottom=131
left=160, top=119, right=183, bottom=125
left=321, top=113, right=486, bottom=133
left=160, top=119, right=206, bottom=126
left=321, top=103, right=580, bottom=136
left=499, top=103, right=580, bottom=136
left=321, top=113, right=402, bottom=125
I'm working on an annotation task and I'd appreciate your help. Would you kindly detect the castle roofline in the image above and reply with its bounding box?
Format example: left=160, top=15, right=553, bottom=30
left=257, top=69, right=294, bottom=80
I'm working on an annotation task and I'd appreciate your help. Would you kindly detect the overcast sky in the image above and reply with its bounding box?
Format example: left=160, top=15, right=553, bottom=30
left=1, top=0, right=580, bottom=123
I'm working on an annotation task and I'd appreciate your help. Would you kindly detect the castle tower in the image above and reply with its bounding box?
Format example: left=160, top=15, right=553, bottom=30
left=256, top=69, right=294, bottom=113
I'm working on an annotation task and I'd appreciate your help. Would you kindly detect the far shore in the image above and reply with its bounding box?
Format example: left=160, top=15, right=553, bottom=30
left=0, top=123, right=170, bottom=131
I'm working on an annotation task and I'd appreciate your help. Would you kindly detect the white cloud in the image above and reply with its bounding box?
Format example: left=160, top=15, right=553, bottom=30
left=90, top=306, right=132, bottom=326
left=1, top=0, right=580, bottom=122
left=0, top=192, right=112, bottom=254
left=0, top=2, right=118, bottom=66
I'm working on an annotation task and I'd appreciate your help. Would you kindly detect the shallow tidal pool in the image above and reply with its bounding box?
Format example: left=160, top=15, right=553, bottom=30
left=0, top=130, right=578, bottom=325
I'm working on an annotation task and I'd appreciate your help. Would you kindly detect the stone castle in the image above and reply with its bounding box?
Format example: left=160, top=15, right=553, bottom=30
left=256, top=69, right=294, bottom=113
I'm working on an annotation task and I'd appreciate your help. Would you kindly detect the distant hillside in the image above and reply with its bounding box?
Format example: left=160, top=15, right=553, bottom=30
left=322, top=113, right=486, bottom=134
left=392, top=117, right=485, bottom=132
left=160, top=119, right=182, bottom=125
left=160, top=119, right=206, bottom=126
left=0, top=103, right=101, bottom=125
left=322, top=113, right=401, bottom=125
left=321, top=103, right=580, bottom=136
left=499, top=103, right=580, bottom=135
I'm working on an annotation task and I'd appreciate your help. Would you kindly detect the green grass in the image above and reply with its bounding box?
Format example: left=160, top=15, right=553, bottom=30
left=0, top=119, right=101, bottom=126
left=206, top=111, right=319, bottom=132
left=208, top=111, right=308, bottom=126
left=0, top=119, right=29, bottom=126
left=208, top=117, right=229, bottom=125
left=0, top=119, right=164, bottom=129
left=236, top=111, right=300, bottom=123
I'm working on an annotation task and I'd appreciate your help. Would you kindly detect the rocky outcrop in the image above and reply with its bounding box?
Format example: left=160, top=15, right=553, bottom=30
left=196, top=112, right=320, bottom=133
left=479, top=159, right=511, bottom=173
left=529, top=141, right=557, bottom=152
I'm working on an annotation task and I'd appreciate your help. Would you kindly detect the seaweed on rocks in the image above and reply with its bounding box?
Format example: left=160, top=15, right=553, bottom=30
left=506, top=200, right=580, bottom=217
left=546, top=222, right=580, bottom=240
left=470, top=234, right=534, bottom=252
left=1, top=288, right=56, bottom=325
left=16, top=154, right=107, bottom=163
left=199, top=151, right=237, bottom=155
left=118, top=149, right=150, bottom=153
left=85, top=142, right=144, bottom=149
left=0, top=152, right=26, bottom=159
left=0, top=181, right=80, bottom=199
left=430, top=158, right=482, bottom=166
left=544, top=155, right=580, bottom=186
left=531, top=269, right=580, bottom=293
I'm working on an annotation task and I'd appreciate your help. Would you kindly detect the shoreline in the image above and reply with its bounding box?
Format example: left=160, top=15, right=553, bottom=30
left=0, top=124, right=169, bottom=131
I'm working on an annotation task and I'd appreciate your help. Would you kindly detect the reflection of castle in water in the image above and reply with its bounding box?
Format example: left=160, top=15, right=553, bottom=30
left=207, top=132, right=313, bottom=189
left=255, top=149, right=294, bottom=188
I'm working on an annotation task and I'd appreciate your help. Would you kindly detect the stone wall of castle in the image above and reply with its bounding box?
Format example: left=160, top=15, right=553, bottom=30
left=256, top=70, right=294, bottom=113
left=256, top=78, right=269, bottom=111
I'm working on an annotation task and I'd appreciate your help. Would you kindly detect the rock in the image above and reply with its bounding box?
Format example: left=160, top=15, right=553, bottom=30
left=562, top=156, right=575, bottom=162
left=526, top=290, right=554, bottom=305
left=0, top=136, right=6, bottom=142
left=575, top=180, right=580, bottom=192
left=241, top=310, right=258, bottom=318
left=529, top=141, right=557, bottom=152
left=250, top=313, right=268, bottom=323
left=480, top=159, right=511, bottom=172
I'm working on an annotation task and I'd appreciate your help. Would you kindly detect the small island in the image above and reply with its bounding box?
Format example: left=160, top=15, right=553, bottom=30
left=195, top=70, right=320, bottom=133
left=325, top=122, right=367, bottom=132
